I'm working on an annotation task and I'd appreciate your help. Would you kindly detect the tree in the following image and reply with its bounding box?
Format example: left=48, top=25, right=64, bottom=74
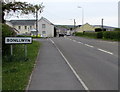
left=1, top=1, right=44, bottom=23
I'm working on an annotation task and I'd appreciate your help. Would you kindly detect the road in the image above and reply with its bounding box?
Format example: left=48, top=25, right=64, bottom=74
left=27, top=36, right=118, bottom=90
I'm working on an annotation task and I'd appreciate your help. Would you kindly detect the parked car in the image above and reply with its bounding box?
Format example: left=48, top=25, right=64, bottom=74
left=59, top=33, right=64, bottom=37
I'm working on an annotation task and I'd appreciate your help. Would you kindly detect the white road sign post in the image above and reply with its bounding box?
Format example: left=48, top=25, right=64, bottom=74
left=5, top=37, right=32, bottom=60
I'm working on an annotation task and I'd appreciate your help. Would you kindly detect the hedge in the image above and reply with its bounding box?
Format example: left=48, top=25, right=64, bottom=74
left=103, top=31, right=120, bottom=41
left=75, top=31, right=120, bottom=41
left=84, top=32, right=97, bottom=38
left=2, top=24, right=16, bottom=55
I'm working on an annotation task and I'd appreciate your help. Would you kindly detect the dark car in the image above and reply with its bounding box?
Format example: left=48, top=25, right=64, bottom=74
left=59, top=33, right=64, bottom=37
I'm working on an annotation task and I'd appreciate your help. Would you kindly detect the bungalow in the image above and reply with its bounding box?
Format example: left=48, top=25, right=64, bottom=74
left=75, top=23, right=116, bottom=32
left=76, top=23, right=95, bottom=32
left=93, top=25, right=116, bottom=31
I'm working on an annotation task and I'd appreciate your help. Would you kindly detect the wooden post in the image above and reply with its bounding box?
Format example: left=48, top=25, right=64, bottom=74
left=25, top=44, right=27, bottom=58
left=10, top=45, right=13, bottom=56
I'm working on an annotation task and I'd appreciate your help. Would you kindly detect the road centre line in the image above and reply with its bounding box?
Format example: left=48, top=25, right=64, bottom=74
left=66, top=38, right=114, bottom=56
left=73, top=40, right=77, bottom=42
left=84, top=44, right=94, bottom=48
left=77, top=42, right=84, bottom=44
left=49, top=39, right=89, bottom=91
left=97, top=48, right=113, bottom=55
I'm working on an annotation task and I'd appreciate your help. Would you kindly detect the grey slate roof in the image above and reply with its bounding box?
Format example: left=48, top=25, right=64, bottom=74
left=8, top=20, right=36, bottom=25
left=93, top=25, right=116, bottom=29
left=38, top=17, right=54, bottom=25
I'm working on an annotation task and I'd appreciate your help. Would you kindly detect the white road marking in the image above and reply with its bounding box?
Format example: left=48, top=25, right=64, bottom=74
left=73, top=40, right=77, bottom=42
left=50, top=39, right=89, bottom=91
left=77, top=42, right=84, bottom=44
left=84, top=44, right=94, bottom=48
left=97, top=48, right=113, bottom=55
left=66, top=37, right=114, bottom=56
left=51, top=39, right=55, bottom=44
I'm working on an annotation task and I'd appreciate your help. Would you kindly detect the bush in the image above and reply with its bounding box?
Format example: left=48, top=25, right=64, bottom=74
left=75, top=32, right=83, bottom=36
left=84, top=32, right=97, bottom=38
left=103, top=31, right=120, bottom=41
left=2, top=24, right=16, bottom=55
left=97, top=32, right=103, bottom=39
left=114, top=28, right=120, bottom=31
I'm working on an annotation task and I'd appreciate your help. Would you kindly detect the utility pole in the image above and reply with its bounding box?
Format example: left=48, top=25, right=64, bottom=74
left=101, top=18, right=104, bottom=31
left=36, top=10, right=38, bottom=37
left=74, top=19, right=76, bottom=35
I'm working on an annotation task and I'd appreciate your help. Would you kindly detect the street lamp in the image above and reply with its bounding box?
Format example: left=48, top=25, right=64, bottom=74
left=78, top=6, right=84, bottom=32
left=69, top=19, right=76, bottom=35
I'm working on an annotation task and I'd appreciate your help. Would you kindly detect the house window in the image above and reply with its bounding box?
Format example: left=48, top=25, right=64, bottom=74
left=30, top=26, right=32, bottom=29
left=42, top=31, right=46, bottom=34
left=25, top=26, right=27, bottom=29
left=18, top=26, right=21, bottom=30
left=42, top=24, right=46, bottom=28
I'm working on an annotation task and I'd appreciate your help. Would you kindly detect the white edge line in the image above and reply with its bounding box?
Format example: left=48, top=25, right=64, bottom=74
left=50, top=39, right=89, bottom=91
left=97, top=48, right=113, bottom=55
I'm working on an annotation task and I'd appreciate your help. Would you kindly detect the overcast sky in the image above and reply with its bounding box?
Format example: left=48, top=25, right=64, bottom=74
left=6, top=0, right=119, bottom=27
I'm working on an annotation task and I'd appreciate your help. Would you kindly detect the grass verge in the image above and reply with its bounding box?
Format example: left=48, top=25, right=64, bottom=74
left=2, top=41, right=41, bottom=91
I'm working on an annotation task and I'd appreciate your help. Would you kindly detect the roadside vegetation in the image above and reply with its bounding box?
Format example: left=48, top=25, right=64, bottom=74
left=2, top=24, right=41, bottom=90
left=75, top=28, right=120, bottom=41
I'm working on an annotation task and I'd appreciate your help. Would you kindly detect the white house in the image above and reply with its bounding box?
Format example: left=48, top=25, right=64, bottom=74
left=38, top=17, right=56, bottom=37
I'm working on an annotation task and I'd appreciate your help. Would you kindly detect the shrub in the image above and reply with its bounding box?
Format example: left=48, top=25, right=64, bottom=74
left=114, top=28, right=120, bottom=31
left=2, top=24, right=16, bottom=55
left=84, top=32, right=97, bottom=38
left=95, top=28, right=102, bottom=32
left=75, top=32, right=83, bottom=36
left=97, top=32, right=103, bottom=39
left=103, top=31, right=120, bottom=41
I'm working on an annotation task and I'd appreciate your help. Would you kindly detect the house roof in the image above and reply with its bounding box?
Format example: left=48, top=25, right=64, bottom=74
left=38, top=17, right=54, bottom=25
left=93, top=25, right=116, bottom=29
left=7, top=20, right=36, bottom=25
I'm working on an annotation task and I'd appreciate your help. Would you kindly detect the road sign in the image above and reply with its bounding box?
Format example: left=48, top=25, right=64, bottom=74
left=5, top=37, right=32, bottom=44
left=5, top=37, right=32, bottom=58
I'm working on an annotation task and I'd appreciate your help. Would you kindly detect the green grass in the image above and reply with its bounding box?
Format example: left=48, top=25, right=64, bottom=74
left=2, top=41, right=41, bottom=91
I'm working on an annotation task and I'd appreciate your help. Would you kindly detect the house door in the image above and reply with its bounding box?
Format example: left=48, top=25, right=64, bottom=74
left=42, top=31, right=47, bottom=37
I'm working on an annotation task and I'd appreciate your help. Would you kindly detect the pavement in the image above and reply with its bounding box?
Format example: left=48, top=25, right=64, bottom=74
left=27, top=39, right=85, bottom=90
left=27, top=36, right=118, bottom=90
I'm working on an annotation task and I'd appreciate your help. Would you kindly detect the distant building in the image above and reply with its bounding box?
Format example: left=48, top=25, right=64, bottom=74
left=75, top=23, right=116, bottom=32
left=93, top=25, right=116, bottom=31
left=75, top=23, right=95, bottom=32
left=6, top=20, right=36, bottom=35
left=118, top=1, right=120, bottom=28
left=6, top=17, right=57, bottom=37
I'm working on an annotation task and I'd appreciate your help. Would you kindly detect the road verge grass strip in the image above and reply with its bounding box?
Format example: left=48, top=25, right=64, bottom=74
left=2, top=41, right=41, bottom=91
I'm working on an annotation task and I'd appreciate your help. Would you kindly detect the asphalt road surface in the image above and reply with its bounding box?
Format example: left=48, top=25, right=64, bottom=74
left=27, top=36, right=118, bottom=90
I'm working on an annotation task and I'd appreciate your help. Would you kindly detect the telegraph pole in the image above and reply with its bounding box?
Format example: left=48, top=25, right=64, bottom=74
left=74, top=19, right=76, bottom=35
left=36, top=10, right=38, bottom=37
left=101, top=18, right=104, bottom=31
